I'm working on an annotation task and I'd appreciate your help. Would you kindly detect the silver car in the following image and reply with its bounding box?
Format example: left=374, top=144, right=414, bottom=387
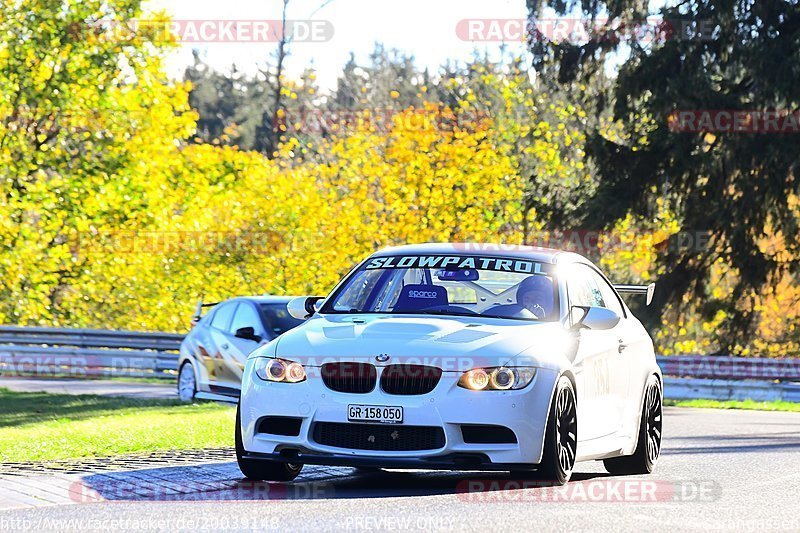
left=177, top=296, right=304, bottom=402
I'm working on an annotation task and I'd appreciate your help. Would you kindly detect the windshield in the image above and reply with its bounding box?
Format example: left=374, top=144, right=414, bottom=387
left=260, top=303, right=304, bottom=335
left=321, top=254, right=559, bottom=321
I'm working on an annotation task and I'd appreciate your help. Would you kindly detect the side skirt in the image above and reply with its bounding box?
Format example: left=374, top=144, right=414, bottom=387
left=195, top=391, right=238, bottom=404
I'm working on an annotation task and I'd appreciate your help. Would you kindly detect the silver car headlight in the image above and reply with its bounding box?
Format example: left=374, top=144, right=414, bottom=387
left=254, top=357, right=307, bottom=383
left=457, top=367, right=536, bottom=391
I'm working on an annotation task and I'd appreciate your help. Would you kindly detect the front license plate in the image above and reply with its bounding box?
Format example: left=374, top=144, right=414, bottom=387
left=347, top=404, right=403, bottom=424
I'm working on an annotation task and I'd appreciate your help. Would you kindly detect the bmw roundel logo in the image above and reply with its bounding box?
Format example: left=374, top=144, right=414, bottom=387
left=376, top=354, right=390, bottom=363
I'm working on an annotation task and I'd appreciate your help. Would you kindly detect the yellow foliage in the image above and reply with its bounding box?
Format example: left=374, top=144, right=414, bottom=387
left=2, top=1, right=797, bottom=357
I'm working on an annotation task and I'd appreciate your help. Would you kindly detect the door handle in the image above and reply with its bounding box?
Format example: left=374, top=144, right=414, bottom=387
left=618, top=339, right=628, bottom=353
left=221, top=343, right=229, bottom=350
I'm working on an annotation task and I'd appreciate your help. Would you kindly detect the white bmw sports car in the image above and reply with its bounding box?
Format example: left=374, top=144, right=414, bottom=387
left=236, top=244, right=662, bottom=485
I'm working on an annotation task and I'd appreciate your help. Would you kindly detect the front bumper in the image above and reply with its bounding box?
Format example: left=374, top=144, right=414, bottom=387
left=239, top=363, right=559, bottom=468
left=241, top=450, right=536, bottom=471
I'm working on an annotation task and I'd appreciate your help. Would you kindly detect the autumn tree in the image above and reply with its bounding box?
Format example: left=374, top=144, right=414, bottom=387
left=526, top=0, right=800, bottom=352
left=0, top=0, right=195, bottom=325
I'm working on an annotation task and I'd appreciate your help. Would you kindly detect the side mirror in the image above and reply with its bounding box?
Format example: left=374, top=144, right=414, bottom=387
left=570, top=306, right=620, bottom=331
left=287, top=296, right=325, bottom=320
left=235, top=326, right=262, bottom=343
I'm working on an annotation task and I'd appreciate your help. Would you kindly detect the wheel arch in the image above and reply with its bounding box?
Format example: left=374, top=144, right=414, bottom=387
left=639, top=371, right=662, bottom=410
left=177, top=355, right=200, bottom=398
left=177, top=353, right=198, bottom=377
left=626, top=371, right=662, bottom=455
left=560, top=369, right=577, bottom=400
left=532, top=368, right=577, bottom=464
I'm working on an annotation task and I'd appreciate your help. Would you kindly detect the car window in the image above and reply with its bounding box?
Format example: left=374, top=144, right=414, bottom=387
left=441, top=283, right=478, bottom=304
left=229, top=302, right=263, bottom=335
left=592, top=270, right=626, bottom=317
left=322, top=256, right=559, bottom=322
left=210, top=302, right=236, bottom=331
left=568, top=264, right=625, bottom=318
left=260, top=303, right=304, bottom=336
left=568, top=266, right=605, bottom=308
left=333, top=268, right=388, bottom=312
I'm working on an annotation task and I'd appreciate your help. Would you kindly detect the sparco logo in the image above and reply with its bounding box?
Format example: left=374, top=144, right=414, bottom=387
left=409, top=291, right=438, bottom=299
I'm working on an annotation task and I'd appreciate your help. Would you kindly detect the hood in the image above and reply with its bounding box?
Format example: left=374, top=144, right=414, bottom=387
left=271, top=313, right=570, bottom=371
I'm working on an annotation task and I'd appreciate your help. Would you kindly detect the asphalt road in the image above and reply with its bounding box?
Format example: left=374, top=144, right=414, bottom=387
left=1, top=407, right=799, bottom=532
left=0, top=377, right=176, bottom=399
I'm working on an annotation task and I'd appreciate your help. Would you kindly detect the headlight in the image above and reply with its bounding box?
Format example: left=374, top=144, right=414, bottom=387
left=254, top=358, right=306, bottom=383
left=458, top=367, right=536, bottom=391
left=464, top=368, right=489, bottom=390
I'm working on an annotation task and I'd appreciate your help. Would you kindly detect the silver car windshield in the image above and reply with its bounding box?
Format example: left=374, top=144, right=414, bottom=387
left=322, top=255, right=558, bottom=321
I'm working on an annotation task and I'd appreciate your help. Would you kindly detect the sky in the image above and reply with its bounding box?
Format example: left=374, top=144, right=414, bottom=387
left=146, top=0, right=531, bottom=91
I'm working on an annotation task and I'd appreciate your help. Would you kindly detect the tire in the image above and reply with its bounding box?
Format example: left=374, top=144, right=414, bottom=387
left=604, top=375, right=662, bottom=475
left=512, top=376, right=577, bottom=485
left=177, top=361, right=196, bottom=402
left=235, top=402, right=302, bottom=482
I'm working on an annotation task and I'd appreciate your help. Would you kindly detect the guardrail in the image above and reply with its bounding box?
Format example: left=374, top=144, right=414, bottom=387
left=663, top=377, right=800, bottom=402
left=0, top=326, right=798, bottom=401
left=0, top=326, right=183, bottom=379
left=657, top=355, right=800, bottom=402
left=655, top=355, right=800, bottom=381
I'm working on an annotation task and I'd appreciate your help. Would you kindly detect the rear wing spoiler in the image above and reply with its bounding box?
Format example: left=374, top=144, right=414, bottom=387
left=190, top=293, right=273, bottom=326
left=613, top=283, right=656, bottom=306
left=191, top=298, right=220, bottom=326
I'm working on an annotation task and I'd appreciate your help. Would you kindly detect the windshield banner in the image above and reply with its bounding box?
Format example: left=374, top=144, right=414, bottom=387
left=364, top=255, right=553, bottom=275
